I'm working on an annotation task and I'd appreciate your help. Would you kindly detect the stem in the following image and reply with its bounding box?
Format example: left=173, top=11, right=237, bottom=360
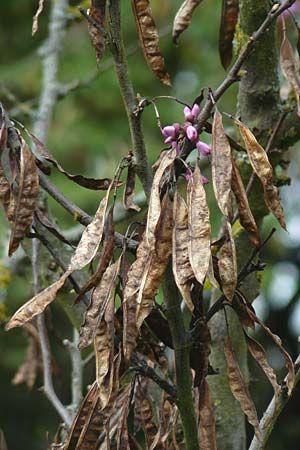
left=64, top=330, right=83, bottom=419
left=107, top=0, right=153, bottom=199
left=163, top=261, right=199, bottom=450
left=32, top=238, right=72, bottom=427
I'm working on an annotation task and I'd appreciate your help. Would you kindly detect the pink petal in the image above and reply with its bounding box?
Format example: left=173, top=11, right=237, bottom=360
left=191, top=103, right=200, bottom=118
left=196, top=141, right=211, bottom=156
left=186, top=125, right=198, bottom=143
left=202, top=175, right=209, bottom=185
left=164, top=136, right=173, bottom=144
left=162, top=125, right=176, bottom=138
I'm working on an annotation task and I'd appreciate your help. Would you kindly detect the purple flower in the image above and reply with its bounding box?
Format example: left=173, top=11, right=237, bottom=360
left=185, top=168, right=209, bottom=185
left=196, top=141, right=211, bottom=156
left=186, top=125, right=198, bottom=143
left=183, top=103, right=200, bottom=122
left=201, top=175, right=209, bottom=185
left=162, top=125, right=176, bottom=138
left=172, top=140, right=180, bottom=154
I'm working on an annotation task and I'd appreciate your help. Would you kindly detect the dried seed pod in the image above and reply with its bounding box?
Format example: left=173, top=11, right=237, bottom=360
left=219, top=0, right=239, bottom=69
left=172, top=0, right=203, bottom=44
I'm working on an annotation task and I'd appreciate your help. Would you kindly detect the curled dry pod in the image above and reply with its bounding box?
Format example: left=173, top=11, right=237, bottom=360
left=8, top=138, right=39, bottom=256
left=224, top=335, right=262, bottom=441
left=87, top=0, right=107, bottom=63
left=131, top=0, right=171, bottom=86
left=6, top=189, right=111, bottom=331
left=123, top=162, right=141, bottom=212
left=172, top=0, right=203, bottom=44
left=218, top=221, right=237, bottom=301
left=0, top=157, right=10, bottom=217
left=219, top=0, right=239, bottom=69
left=280, top=32, right=300, bottom=115
left=146, top=147, right=176, bottom=249
left=237, top=120, right=286, bottom=229
left=212, top=110, right=232, bottom=217
left=231, top=156, right=260, bottom=247
left=172, top=190, right=194, bottom=311
left=187, top=165, right=211, bottom=285
left=79, top=258, right=121, bottom=349
left=198, top=380, right=217, bottom=450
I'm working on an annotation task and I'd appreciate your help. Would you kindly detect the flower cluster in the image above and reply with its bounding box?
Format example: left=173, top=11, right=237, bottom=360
left=161, top=103, right=211, bottom=183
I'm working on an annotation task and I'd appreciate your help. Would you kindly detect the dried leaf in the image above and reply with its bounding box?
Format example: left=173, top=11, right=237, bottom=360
left=231, top=157, right=260, bottom=247
left=245, top=333, right=281, bottom=418
left=79, top=259, right=121, bottom=349
left=224, top=335, right=262, bottom=441
left=87, top=0, right=107, bottom=63
left=75, top=206, right=115, bottom=303
left=146, top=147, right=176, bottom=249
left=172, top=0, right=203, bottom=44
left=219, top=0, right=239, bottom=69
left=7, top=191, right=112, bottom=331
left=68, top=187, right=111, bottom=271
left=131, top=0, right=171, bottom=86
left=0, top=429, right=7, bottom=450
left=237, top=120, right=286, bottom=229
left=123, top=195, right=173, bottom=361
left=94, top=296, right=115, bottom=409
left=0, top=157, right=10, bottom=216
left=6, top=272, right=69, bottom=330
left=172, top=190, right=194, bottom=311
left=35, top=208, right=73, bottom=247
left=218, top=221, right=237, bottom=301
left=232, top=291, right=255, bottom=330
left=32, top=0, right=45, bottom=35
left=116, top=384, right=132, bottom=450
left=187, top=165, right=211, bottom=285
left=280, top=33, right=300, bottom=115
left=63, top=381, right=99, bottom=450
left=123, top=164, right=141, bottom=212
left=9, top=139, right=39, bottom=255
left=246, top=307, right=295, bottom=396
left=212, top=110, right=232, bottom=217
left=12, top=325, right=41, bottom=389
left=198, top=380, right=217, bottom=450
left=27, top=130, right=115, bottom=190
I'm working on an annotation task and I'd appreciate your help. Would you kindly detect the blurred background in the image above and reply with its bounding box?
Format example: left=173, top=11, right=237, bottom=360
left=0, top=0, right=299, bottom=449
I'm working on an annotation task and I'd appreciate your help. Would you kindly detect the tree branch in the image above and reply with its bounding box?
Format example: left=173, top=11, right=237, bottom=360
left=248, top=354, right=300, bottom=450
left=107, top=0, right=153, bottom=199
left=163, top=261, right=199, bottom=450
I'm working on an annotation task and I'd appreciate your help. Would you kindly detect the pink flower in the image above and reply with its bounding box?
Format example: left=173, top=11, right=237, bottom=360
left=201, top=175, right=209, bottom=185
left=186, top=125, right=198, bottom=143
left=162, top=125, right=176, bottom=138
left=280, top=1, right=300, bottom=18
left=185, top=168, right=209, bottom=185
left=183, top=104, right=200, bottom=122
left=196, top=141, right=211, bottom=156
left=172, top=140, right=180, bottom=154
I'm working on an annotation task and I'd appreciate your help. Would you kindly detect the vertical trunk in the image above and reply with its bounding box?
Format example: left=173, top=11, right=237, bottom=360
left=208, top=2, right=280, bottom=449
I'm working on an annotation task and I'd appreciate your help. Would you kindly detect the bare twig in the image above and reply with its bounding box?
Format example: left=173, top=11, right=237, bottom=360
left=248, top=354, right=300, bottom=450
left=107, top=0, right=153, bottom=199
left=63, top=330, right=83, bottom=419
left=32, top=238, right=72, bottom=427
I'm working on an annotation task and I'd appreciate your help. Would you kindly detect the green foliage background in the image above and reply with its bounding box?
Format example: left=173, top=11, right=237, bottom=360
left=0, top=1, right=299, bottom=449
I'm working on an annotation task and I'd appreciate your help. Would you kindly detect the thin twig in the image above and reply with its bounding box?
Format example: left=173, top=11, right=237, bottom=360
left=64, top=330, right=83, bottom=419
left=33, top=238, right=72, bottom=427
left=248, top=354, right=300, bottom=450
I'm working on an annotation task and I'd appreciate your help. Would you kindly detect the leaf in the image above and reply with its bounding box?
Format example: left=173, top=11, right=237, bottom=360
left=237, top=120, right=286, bottom=229
left=198, top=380, right=217, bottom=450
left=187, top=165, right=211, bottom=285
left=231, top=157, right=260, bottom=247
left=172, top=190, right=194, bottom=311
left=280, top=33, right=300, bottom=115
left=218, top=221, right=237, bottom=301
left=94, top=295, right=115, bottom=409
left=6, top=190, right=111, bottom=331
left=27, top=130, right=116, bottom=190
left=146, top=147, right=176, bottom=249
left=246, top=307, right=295, bottom=396
left=75, top=206, right=115, bottom=303
left=244, top=333, right=281, bottom=419
left=79, top=258, right=121, bottom=349
left=131, top=0, right=171, bottom=86
left=224, top=335, right=262, bottom=441
left=172, top=0, right=203, bottom=44
left=35, top=208, right=74, bottom=247
left=63, top=381, right=100, bottom=450
left=123, top=163, right=141, bottom=212
left=123, top=194, right=173, bottom=361
left=87, top=0, right=107, bottom=63
left=12, top=324, right=42, bottom=389
left=32, top=0, right=45, bottom=35
left=68, top=187, right=111, bottom=271
left=212, top=110, right=232, bottom=217
left=219, top=0, right=239, bottom=69
left=6, top=272, right=69, bottom=331
left=8, top=139, right=39, bottom=255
